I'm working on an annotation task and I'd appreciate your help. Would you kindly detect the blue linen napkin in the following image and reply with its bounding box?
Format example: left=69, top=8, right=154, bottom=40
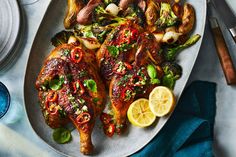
left=132, top=81, right=216, bottom=157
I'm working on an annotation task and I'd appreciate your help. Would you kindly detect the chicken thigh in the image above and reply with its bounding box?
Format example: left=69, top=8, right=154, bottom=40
left=35, top=43, right=106, bottom=154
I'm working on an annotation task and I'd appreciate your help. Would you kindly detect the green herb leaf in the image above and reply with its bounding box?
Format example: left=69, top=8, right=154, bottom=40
left=63, top=49, right=70, bottom=56
left=58, top=110, right=67, bottom=118
left=84, top=79, right=97, bottom=92
left=147, top=64, right=157, bottom=79
left=151, top=78, right=160, bottom=85
left=118, top=43, right=132, bottom=52
left=52, top=128, right=72, bottom=144
left=49, top=78, right=63, bottom=91
left=93, top=98, right=100, bottom=104
left=107, top=46, right=119, bottom=58
left=79, top=71, right=88, bottom=78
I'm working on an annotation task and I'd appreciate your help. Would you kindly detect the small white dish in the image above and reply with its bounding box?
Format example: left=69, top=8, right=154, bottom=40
left=0, top=0, right=21, bottom=72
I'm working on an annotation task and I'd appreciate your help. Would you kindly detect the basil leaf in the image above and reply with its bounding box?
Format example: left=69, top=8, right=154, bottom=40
left=147, top=64, right=157, bottom=79
left=151, top=78, right=160, bottom=85
left=84, top=79, right=97, bottom=92
left=49, top=79, right=63, bottom=91
left=52, top=128, right=72, bottom=144
left=107, top=46, right=119, bottom=58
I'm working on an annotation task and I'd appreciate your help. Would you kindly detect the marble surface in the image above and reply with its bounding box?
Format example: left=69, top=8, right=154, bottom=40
left=0, top=0, right=236, bottom=157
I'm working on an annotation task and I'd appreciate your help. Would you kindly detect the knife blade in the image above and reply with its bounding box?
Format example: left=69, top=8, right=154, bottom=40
left=208, top=0, right=236, bottom=85
left=212, top=0, right=236, bottom=43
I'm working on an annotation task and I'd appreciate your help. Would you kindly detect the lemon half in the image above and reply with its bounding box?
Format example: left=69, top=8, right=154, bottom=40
left=149, top=86, right=176, bottom=117
left=127, top=98, right=156, bottom=127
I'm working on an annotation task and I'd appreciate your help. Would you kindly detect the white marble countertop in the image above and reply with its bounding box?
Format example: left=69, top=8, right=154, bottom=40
left=0, top=0, right=236, bottom=156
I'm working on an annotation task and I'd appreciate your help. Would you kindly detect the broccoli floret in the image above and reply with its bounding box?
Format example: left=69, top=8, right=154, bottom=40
left=74, top=24, right=95, bottom=38
left=123, top=4, right=146, bottom=26
left=161, top=62, right=182, bottom=89
left=51, top=31, right=74, bottom=47
left=164, top=34, right=201, bottom=61
left=74, top=23, right=112, bottom=44
left=96, top=28, right=112, bottom=43
left=93, top=5, right=126, bottom=26
left=103, top=0, right=118, bottom=6
left=156, top=3, right=179, bottom=28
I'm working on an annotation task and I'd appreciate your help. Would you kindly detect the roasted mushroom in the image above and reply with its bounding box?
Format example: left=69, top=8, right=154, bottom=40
left=178, top=3, right=195, bottom=34
left=64, top=0, right=84, bottom=29
left=145, top=0, right=159, bottom=26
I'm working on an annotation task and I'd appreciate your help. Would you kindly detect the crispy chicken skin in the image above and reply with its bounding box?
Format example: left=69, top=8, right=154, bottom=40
left=96, top=21, right=144, bottom=85
left=35, top=44, right=105, bottom=155
left=107, top=29, right=163, bottom=132
left=96, top=19, right=163, bottom=132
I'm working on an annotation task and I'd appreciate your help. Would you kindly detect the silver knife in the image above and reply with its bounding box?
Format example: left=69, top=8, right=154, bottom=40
left=212, top=0, right=236, bottom=43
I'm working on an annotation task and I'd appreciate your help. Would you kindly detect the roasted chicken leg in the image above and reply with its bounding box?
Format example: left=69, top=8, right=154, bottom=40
left=35, top=43, right=105, bottom=154
left=96, top=19, right=163, bottom=132
left=108, top=31, right=164, bottom=132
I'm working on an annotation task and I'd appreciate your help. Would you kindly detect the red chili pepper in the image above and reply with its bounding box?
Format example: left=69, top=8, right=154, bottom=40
left=49, top=106, right=58, bottom=115
left=70, top=47, right=83, bottom=63
left=81, top=123, right=89, bottom=133
left=45, top=100, right=50, bottom=110
left=113, top=62, right=132, bottom=75
left=104, top=123, right=115, bottom=137
left=100, top=113, right=112, bottom=125
left=121, top=87, right=133, bottom=101
left=119, top=28, right=131, bottom=44
left=116, top=123, right=127, bottom=135
left=45, top=100, right=58, bottom=115
left=76, top=112, right=91, bottom=125
left=72, top=80, right=85, bottom=95
left=124, top=62, right=132, bottom=70
left=119, top=28, right=139, bottom=44
left=130, top=29, right=139, bottom=41
left=130, top=75, right=143, bottom=87
left=113, top=64, right=126, bottom=75
left=47, top=91, right=58, bottom=102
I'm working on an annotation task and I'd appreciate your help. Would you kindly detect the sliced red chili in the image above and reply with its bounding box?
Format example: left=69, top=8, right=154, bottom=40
left=130, top=75, right=143, bottom=87
left=116, top=123, right=127, bottom=135
left=124, top=62, right=132, bottom=70
left=119, top=28, right=139, bottom=44
left=45, top=100, right=50, bottom=110
left=81, top=123, right=90, bottom=133
left=72, top=80, right=85, bottom=95
left=76, top=112, right=91, bottom=125
left=49, top=106, right=58, bottom=115
left=113, top=62, right=132, bottom=75
left=70, top=47, right=83, bottom=63
left=100, top=113, right=112, bottom=125
left=47, top=91, right=58, bottom=102
left=104, top=123, right=115, bottom=137
left=113, top=64, right=126, bottom=75
left=121, top=87, right=133, bottom=101
left=45, top=100, right=58, bottom=115
left=130, top=29, right=139, bottom=41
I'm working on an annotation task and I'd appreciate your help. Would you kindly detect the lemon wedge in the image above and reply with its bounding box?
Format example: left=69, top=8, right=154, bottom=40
left=127, top=98, right=156, bottom=127
left=149, top=86, right=176, bottom=117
